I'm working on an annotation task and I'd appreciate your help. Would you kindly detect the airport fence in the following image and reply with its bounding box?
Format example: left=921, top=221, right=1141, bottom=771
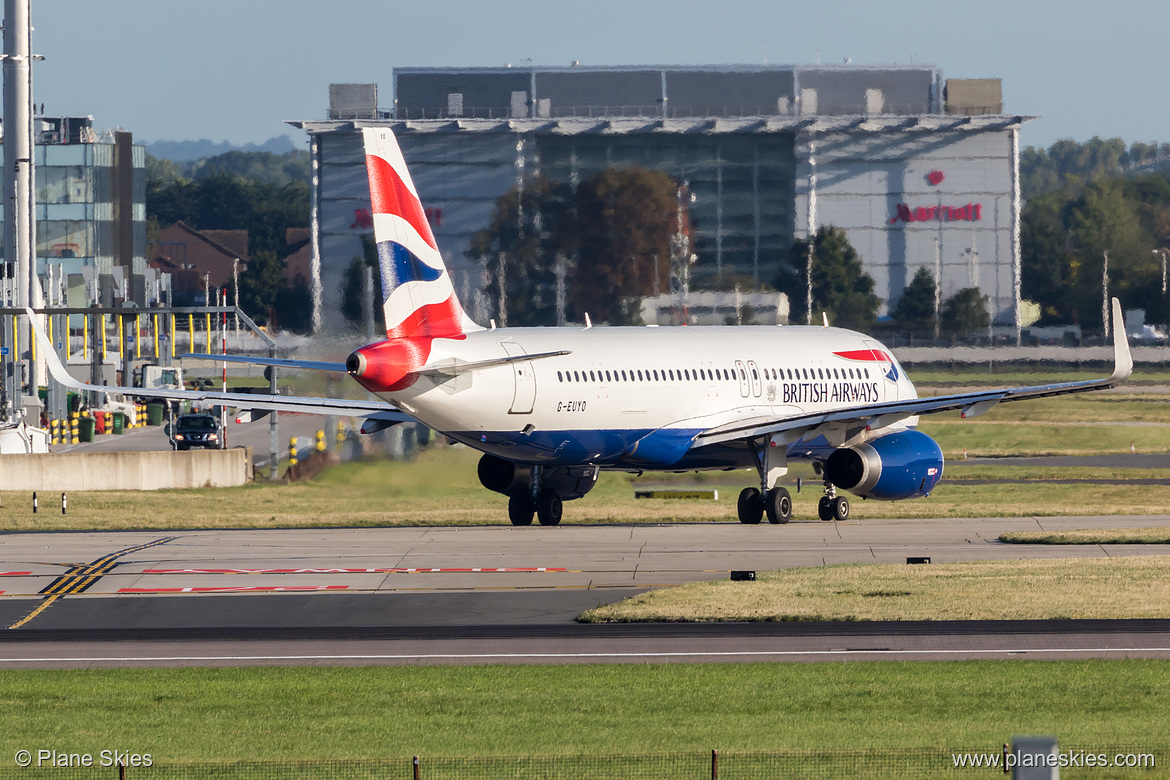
left=1, top=747, right=1162, bottom=779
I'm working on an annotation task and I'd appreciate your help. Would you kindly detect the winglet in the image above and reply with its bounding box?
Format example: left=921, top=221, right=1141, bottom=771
left=24, top=307, right=86, bottom=391
left=1109, top=297, right=1133, bottom=384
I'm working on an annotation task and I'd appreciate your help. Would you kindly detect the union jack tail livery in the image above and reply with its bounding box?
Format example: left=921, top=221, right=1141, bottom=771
left=362, top=127, right=480, bottom=340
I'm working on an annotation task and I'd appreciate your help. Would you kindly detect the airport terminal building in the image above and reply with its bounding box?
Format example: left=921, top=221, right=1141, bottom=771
left=292, top=65, right=1029, bottom=332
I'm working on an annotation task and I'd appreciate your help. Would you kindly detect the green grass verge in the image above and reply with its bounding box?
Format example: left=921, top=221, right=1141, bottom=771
left=3, top=447, right=1169, bottom=533
left=908, top=365, right=1170, bottom=386
left=578, top=557, right=1170, bottom=622
left=1002, top=528, right=1170, bottom=545
left=1, top=662, right=1168, bottom=759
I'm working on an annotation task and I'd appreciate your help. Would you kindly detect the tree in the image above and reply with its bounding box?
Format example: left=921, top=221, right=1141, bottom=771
left=467, top=177, right=573, bottom=326
left=340, top=234, right=384, bottom=330
left=147, top=162, right=311, bottom=330
left=940, top=288, right=990, bottom=339
left=773, top=225, right=879, bottom=330
left=890, top=266, right=937, bottom=334
left=569, top=167, right=677, bottom=325
left=466, top=166, right=684, bottom=326
left=236, top=250, right=285, bottom=327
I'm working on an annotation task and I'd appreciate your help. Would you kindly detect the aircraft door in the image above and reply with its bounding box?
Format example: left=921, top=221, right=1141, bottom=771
left=501, top=342, right=536, bottom=414
left=863, top=340, right=898, bottom=401
left=734, top=360, right=750, bottom=398
left=746, top=360, right=763, bottom=397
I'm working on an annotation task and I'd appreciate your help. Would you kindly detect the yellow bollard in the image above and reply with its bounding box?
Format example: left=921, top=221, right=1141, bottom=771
left=315, top=430, right=326, bottom=452
left=70, top=413, right=79, bottom=445
left=288, top=437, right=298, bottom=467
left=50, top=419, right=59, bottom=445
left=337, top=420, right=346, bottom=442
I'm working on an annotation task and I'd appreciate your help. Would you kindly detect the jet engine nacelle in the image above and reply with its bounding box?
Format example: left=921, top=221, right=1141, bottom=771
left=823, top=429, right=944, bottom=501
left=477, top=454, right=599, bottom=501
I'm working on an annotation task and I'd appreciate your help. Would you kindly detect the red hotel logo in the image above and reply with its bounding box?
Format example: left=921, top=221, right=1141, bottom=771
left=889, top=203, right=982, bottom=225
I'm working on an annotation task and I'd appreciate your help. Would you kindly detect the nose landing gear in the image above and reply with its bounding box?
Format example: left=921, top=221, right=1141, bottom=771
left=817, top=481, right=850, bottom=522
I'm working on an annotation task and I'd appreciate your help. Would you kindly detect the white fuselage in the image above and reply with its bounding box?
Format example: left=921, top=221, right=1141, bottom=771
left=370, top=324, right=918, bottom=471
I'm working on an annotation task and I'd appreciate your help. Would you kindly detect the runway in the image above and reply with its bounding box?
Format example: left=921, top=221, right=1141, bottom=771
left=2, top=516, right=1169, bottom=667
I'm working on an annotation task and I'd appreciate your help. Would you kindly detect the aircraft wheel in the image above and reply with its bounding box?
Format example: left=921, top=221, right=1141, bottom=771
left=818, top=496, right=833, bottom=521
left=831, top=495, right=850, bottom=522
left=508, top=494, right=534, bottom=526
left=765, top=487, right=792, bottom=524
left=536, top=489, right=563, bottom=526
left=737, top=488, right=763, bottom=524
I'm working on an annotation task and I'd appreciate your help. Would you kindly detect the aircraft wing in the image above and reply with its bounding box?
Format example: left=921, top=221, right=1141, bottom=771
left=26, top=309, right=413, bottom=424
left=693, top=298, right=1133, bottom=449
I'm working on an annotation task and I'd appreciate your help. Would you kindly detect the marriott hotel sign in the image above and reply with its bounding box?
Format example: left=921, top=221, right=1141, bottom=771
left=888, top=202, right=983, bottom=225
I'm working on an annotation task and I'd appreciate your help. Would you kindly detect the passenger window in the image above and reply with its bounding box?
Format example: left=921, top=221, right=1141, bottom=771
left=635, top=370, right=642, bottom=381
left=605, top=370, right=611, bottom=382
left=574, top=371, right=580, bottom=382
left=751, top=368, right=758, bottom=380
left=557, top=371, right=563, bottom=382
left=621, top=370, right=627, bottom=381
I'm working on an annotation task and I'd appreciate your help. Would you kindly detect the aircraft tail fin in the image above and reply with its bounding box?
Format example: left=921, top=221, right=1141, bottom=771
left=361, top=127, right=481, bottom=340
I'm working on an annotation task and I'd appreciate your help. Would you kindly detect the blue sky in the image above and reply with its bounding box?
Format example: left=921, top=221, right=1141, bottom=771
left=32, top=0, right=1169, bottom=151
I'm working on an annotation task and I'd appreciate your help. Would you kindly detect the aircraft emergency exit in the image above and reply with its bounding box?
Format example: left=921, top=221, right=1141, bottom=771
left=31, top=126, right=1134, bottom=527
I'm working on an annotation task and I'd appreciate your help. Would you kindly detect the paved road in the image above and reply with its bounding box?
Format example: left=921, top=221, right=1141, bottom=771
left=48, top=413, right=340, bottom=471
left=2, top=517, right=1169, bottom=667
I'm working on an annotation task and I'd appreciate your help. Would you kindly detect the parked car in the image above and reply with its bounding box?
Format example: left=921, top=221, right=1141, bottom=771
left=171, top=413, right=224, bottom=451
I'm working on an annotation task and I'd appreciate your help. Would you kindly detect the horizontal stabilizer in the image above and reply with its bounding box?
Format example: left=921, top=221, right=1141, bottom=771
left=183, top=353, right=347, bottom=372
left=26, top=308, right=408, bottom=422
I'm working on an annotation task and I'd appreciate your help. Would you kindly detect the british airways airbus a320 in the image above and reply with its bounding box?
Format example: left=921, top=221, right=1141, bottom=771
left=34, top=127, right=1133, bottom=527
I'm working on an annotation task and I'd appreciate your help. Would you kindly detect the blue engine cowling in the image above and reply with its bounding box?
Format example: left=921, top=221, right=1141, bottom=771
left=823, top=429, right=944, bottom=501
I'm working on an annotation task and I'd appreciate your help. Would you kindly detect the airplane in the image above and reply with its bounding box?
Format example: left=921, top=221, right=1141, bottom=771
left=31, top=126, right=1134, bottom=527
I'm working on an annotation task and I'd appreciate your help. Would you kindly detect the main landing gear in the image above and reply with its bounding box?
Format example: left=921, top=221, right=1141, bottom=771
left=736, top=440, right=850, bottom=524
left=737, top=437, right=792, bottom=524
left=508, top=489, right=564, bottom=526
left=736, top=486, right=793, bottom=524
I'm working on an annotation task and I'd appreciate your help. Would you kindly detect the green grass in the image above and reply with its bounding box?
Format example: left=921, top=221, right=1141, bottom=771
left=907, top=365, right=1170, bottom=386
left=3, top=447, right=1169, bottom=533
left=1002, top=528, right=1170, bottom=545
left=1, top=662, right=1168, bottom=760
left=579, top=557, right=1170, bottom=623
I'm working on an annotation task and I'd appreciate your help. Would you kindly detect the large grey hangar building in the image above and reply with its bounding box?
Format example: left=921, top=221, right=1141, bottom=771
left=291, top=65, right=1029, bottom=332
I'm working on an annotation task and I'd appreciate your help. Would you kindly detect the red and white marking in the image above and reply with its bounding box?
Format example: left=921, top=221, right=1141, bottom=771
left=142, top=567, right=568, bottom=575
left=118, top=585, right=350, bottom=594
left=0, top=572, right=32, bottom=576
